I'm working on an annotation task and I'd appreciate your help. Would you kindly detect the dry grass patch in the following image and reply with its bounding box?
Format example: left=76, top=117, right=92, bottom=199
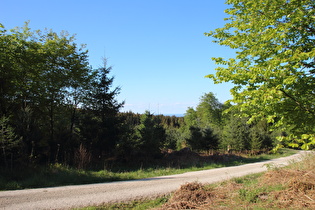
left=156, top=152, right=315, bottom=209
left=262, top=168, right=315, bottom=208
left=155, top=181, right=244, bottom=209
left=155, top=182, right=213, bottom=209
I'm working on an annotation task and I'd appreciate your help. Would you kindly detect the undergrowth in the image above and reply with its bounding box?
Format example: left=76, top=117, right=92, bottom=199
left=0, top=148, right=296, bottom=191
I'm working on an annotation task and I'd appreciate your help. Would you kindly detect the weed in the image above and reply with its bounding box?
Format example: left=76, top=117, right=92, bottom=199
left=232, top=173, right=261, bottom=185
left=239, top=188, right=259, bottom=203
left=264, top=162, right=280, bottom=171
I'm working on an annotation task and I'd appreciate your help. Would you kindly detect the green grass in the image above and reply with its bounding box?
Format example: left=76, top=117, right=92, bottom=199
left=236, top=174, right=285, bottom=204
left=0, top=148, right=297, bottom=191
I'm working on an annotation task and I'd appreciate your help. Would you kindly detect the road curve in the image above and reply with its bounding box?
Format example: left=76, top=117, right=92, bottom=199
left=0, top=151, right=312, bottom=210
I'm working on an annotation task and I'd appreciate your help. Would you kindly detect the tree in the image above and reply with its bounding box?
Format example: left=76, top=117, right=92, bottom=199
left=196, top=92, right=223, bottom=130
left=222, top=116, right=251, bottom=151
left=80, top=58, right=124, bottom=157
left=0, top=22, right=94, bottom=164
left=186, top=126, right=219, bottom=152
left=183, top=93, right=224, bottom=149
left=184, top=93, right=223, bottom=130
left=184, top=107, right=198, bottom=128
left=249, top=120, right=273, bottom=150
left=205, top=0, right=315, bottom=147
left=134, top=111, right=166, bottom=157
left=85, top=58, right=124, bottom=121
left=0, top=116, right=21, bottom=168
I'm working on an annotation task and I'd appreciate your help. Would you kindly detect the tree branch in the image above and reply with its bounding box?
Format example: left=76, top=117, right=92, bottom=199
left=279, top=88, right=314, bottom=115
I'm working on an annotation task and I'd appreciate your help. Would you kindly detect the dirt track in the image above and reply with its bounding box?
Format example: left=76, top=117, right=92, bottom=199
left=0, top=151, right=311, bottom=210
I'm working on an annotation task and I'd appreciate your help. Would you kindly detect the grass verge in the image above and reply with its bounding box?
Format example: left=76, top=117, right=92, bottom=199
left=0, top=148, right=296, bottom=191
left=156, top=151, right=315, bottom=209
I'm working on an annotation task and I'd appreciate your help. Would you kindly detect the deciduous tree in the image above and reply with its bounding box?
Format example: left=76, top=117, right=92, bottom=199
left=0, top=22, right=94, bottom=164
left=196, top=92, right=223, bottom=130
left=206, top=0, right=315, bottom=148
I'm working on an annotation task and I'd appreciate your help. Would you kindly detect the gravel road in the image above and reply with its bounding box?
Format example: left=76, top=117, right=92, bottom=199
left=0, top=151, right=311, bottom=210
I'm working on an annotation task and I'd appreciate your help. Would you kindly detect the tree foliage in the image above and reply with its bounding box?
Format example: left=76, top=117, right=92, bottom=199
left=80, top=59, right=124, bottom=157
left=0, top=22, right=126, bottom=167
left=222, top=116, right=251, bottom=151
left=184, top=92, right=275, bottom=152
left=205, top=0, right=315, bottom=143
left=196, top=92, right=223, bottom=129
left=0, top=116, right=22, bottom=168
left=186, top=126, right=219, bottom=151
left=133, top=111, right=166, bottom=157
left=184, top=93, right=224, bottom=130
left=1, top=19, right=290, bottom=169
left=221, top=115, right=273, bottom=151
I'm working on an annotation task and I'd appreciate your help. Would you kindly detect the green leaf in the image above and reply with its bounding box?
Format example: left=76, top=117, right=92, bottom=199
left=206, top=0, right=315, bottom=136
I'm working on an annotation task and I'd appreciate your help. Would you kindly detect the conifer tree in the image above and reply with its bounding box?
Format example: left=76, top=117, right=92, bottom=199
left=81, top=58, right=124, bottom=157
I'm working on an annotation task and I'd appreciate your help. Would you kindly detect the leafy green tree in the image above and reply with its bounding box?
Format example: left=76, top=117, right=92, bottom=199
left=0, top=22, right=94, bottom=164
left=196, top=92, right=223, bottom=129
left=184, top=107, right=198, bottom=128
left=38, top=30, right=91, bottom=148
left=183, top=93, right=224, bottom=150
left=184, top=93, right=224, bottom=130
left=205, top=0, right=315, bottom=148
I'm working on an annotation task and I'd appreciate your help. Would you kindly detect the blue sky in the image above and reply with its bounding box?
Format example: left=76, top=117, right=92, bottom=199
left=2, top=0, right=235, bottom=115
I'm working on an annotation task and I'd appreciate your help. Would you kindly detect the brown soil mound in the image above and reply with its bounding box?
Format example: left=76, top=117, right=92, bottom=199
left=157, top=182, right=213, bottom=209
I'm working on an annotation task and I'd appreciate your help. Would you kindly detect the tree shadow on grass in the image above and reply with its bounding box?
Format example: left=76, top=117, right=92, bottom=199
left=0, top=149, right=294, bottom=190
left=105, top=149, right=277, bottom=174
left=0, top=165, right=124, bottom=190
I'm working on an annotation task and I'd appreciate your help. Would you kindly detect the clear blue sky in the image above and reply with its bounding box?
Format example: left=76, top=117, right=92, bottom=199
left=2, top=0, right=235, bottom=115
